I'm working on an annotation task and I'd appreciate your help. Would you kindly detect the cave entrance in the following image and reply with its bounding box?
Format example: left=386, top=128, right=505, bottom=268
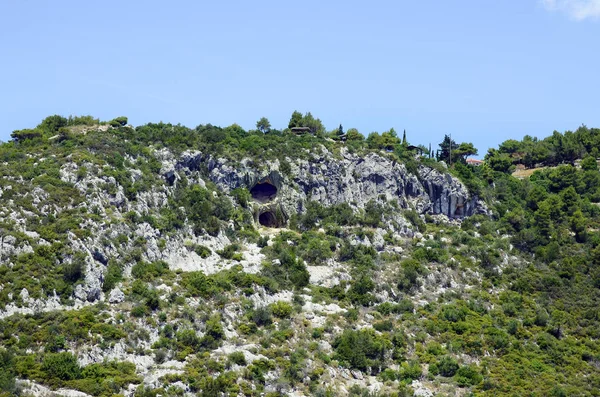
left=259, top=211, right=278, bottom=228
left=251, top=182, right=278, bottom=203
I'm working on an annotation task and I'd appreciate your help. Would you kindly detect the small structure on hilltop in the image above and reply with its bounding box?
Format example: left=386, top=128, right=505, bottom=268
left=291, top=127, right=312, bottom=135
left=466, top=158, right=484, bottom=166
left=406, top=145, right=425, bottom=156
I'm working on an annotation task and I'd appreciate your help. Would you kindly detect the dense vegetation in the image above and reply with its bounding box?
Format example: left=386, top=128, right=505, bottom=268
left=1, top=114, right=600, bottom=396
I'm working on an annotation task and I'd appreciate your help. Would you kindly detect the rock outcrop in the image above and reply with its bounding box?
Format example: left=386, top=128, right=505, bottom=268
left=173, top=147, right=488, bottom=223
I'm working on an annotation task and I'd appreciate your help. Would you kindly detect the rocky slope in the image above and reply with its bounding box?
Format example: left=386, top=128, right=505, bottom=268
left=0, top=125, right=494, bottom=397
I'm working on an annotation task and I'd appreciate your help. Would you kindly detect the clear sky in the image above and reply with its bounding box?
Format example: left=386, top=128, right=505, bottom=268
left=1, top=0, right=599, bottom=155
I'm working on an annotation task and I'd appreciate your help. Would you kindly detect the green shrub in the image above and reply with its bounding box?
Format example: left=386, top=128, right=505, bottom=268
left=432, top=356, right=459, bottom=377
left=373, top=320, right=393, bottom=332
left=398, top=361, right=422, bottom=381
left=252, top=306, right=273, bottom=327
left=217, top=244, right=239, bottom=259
left=455, top=364, right=483, bottom=387
left=103, top=261, right=123, bottom=292
left=42, top=352, right=81, bottom=381
left=270, top=301, right=293, bottom=318
left=228, top=351, right=247, bottom=366
left=131, top=260, right=170, bottom=281
left=332, top=329, right=390, bottom=373
left=194, top=245, right=212, bottom=258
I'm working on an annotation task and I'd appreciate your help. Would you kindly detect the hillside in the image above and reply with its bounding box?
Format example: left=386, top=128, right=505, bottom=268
left=0, top=115, right=600, bottom=397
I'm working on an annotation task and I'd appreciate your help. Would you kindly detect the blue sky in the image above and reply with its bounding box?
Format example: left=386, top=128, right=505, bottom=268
left=1, top=1, right=599, bottom=155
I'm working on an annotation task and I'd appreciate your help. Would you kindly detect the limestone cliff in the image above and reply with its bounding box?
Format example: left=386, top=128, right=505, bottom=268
left=173, top=146, right=487, bottom=225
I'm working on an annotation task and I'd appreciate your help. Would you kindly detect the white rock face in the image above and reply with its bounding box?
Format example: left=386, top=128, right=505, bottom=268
left=108, top=287, right=125, bottom=303
left=411, top=380, right=434, bottom=397
left=214, top=343, right=267, bottom=363
left=18, top=379, right=93, bottom=397
left=307, top=262, right=351, bottom=288
left=175, top=147, right=488, bottom=231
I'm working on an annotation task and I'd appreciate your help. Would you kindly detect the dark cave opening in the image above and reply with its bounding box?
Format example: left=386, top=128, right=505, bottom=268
left=250, top=182, right=278, bottom=203
left=259, top=211, right=278, bottom=228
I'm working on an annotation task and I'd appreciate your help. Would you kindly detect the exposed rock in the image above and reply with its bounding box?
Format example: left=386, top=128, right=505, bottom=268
left=411, top=380, right=434, bottom=397
left=108, top=287, right=125, bottom=303
left=174, top=147, right=488, bottom=234
left=17, top=379, right=93, bottom=397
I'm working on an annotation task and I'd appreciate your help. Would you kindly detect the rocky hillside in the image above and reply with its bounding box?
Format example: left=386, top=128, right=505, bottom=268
left=0, top=116, right=599, bottom=397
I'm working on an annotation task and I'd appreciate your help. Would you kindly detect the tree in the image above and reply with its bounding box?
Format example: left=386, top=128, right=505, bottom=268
left=109, top=116, right=128, bottom=127
left=581, top=155, right=598, bottom=171
left=287, top=111, right=325, bottom=134
left=402, top=129, right=407, bottom=146
left=11, top=129, right=42, bottom=143
left=453, top=142, right=478, bottom=163
left=381, top=128, right=400, bottom=150
left=337, top=124, right=344, bottom=137
left=437, top=135, right=458, bottom=163
left=288, top=111, right=303, bottom=129
left=302, top=112, right=325, bottom=134
left=256, top=117, right=271, bottom=134
left=39, top=115, right=68, bottom=132
left=486, top=149, right=513, bottom=173
left=498, top=139, right=521, bottom=154
left=570, top=209, right=587, bottom=243
left=346, top=128, right=363, bottom=141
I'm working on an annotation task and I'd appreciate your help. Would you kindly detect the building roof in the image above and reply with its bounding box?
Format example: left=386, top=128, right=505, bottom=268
left=466, top=158, right=484, bottom=164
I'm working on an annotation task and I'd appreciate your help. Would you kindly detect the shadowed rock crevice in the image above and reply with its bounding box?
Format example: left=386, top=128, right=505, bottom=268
left=251, top=182, right=278, bottom=203
left=259, top=211, right=279, bottom=227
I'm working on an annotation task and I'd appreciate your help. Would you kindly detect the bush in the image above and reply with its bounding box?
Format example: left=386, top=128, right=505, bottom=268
left=455, top=364, right=483, bottom=387
left=398, top=361, right=422, bottom=381
left=270, top=301, right=293, bottom=318
left=42, top=352, right=81, bottom=381
left=252, top=306, right=272, bottom=327
left=433, top=356, right=459, bottom=377
left=131, top=260, right=170, bottom=281
left=228, top=351, right=247, bottom=366
left=333, top=329, right=390, bottom=373
left=217, top=244, right=239, bottom=259
left=0, top=349, right=15, bottom=395
left=373, top=320, right=393, bottom=332
left=111, top=116, right=128, bottom=126
left=103, top=261, right=123, bottom=292
left=232, top=188, right=251, bottom=208
left=194, top=245, right=212, bottom=258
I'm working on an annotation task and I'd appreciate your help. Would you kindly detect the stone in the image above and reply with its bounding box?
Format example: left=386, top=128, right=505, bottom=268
left=108, top=287, right=125, bottom=303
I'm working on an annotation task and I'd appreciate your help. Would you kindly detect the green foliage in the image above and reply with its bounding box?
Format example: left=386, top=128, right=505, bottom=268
left=261, top=240, right=310, bottom=290
left=227, top=351, right=247, bottom=366
left=131, top=260, right=170, bottom=281
left=231, top=187, right=251, bottom=208
left=270, top=301, right=293, bottom=318
left=256, top=117, right=271, bottom=134
left=0, top=349, right=16, bottom=395
left=110, top=116, right=128, bottom=127
left=455, top=364, right=483, bottom=387
left=194, top=244, right=212, bottom=258
left=333, top=329, right=390, bottom=373
left=103, top=261, right=123, bottom=292
left=252, top=306, right=272, bottom=327
left=42, top=352, right=81, bottom=381
left=430, top=356, right=459, bottom=377
left=4, top=115, right=600, bottom=396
